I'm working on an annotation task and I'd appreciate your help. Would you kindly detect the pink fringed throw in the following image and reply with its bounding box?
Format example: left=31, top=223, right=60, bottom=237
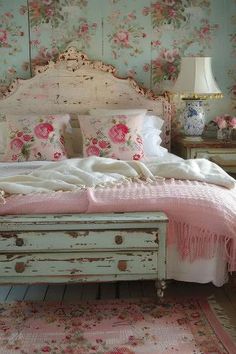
left=0, top=178, right=235, bottom=270
left=86, top=179, right=236, bottom=271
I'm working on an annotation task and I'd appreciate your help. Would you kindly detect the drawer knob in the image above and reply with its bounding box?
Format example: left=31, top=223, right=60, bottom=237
left=117, top=260, right=127, bottom=271
left=15, top=262, right=25, bottom=273
left=16, top=238, right=24, bottom=247
left=115, top=235, right=123, bottom=245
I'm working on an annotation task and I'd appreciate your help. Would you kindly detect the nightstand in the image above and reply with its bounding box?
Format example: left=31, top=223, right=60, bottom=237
left=172, top=136, right=236, bottom=175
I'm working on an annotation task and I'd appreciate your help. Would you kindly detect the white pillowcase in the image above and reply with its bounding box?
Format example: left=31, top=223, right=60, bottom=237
left=88, top=108, right=164, bottom=157
left=144, top=113, right=164, bottom=130
left=89, top=108, right=147, bottom=115
left=89, top=108, right=164, bottom=129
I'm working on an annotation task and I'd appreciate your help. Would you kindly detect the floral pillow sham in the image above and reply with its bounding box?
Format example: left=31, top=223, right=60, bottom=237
left=3, top=114, right=70, bottom=162
left=88, top=108, right=164, bottom=157
left=78, top=113, right=145, bottom=160
left=89, top=108, right=164, bottom=130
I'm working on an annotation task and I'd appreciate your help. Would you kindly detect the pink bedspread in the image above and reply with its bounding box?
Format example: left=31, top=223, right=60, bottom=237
left=0, top=178, right=236, bottom=271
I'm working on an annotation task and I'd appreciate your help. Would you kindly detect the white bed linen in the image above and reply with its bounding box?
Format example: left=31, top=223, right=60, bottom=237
left=0, top=153, right=235, bottom=195
left=0, top=152, right=182, bottom=177
left=167, top=243, right=228, bottom=287
left=0, top=152, right=187, bottom=178
left=0, top=160, right=52, bottom=177
left=0, top=152, right=234, bottom=287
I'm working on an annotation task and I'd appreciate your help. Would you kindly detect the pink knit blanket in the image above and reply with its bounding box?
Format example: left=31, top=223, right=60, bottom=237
left=86, top=179, right=236, bottom=271
left=1, top=178, right=236, bottom=271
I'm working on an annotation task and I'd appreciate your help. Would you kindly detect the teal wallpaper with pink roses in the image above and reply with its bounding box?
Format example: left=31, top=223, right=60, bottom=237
left=0, top=0, right=235, bottom=135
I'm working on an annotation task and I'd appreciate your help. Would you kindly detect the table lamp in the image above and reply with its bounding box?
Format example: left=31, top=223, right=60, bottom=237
left=172, top=57, right=223, bottom=136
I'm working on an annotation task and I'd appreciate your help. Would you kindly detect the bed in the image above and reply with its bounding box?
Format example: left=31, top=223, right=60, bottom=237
left=0, top=47, right=235, bottom=292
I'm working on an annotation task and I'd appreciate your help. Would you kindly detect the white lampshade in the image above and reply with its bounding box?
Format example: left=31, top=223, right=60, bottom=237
left=172, top=57, right=222, bottom=99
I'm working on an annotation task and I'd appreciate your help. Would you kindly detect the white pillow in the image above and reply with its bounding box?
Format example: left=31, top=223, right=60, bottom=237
left=89, top=108, right=147, bottom=115
left=89, top=109, right=164, bottom=129
left=142, top=127, right=162, bottom=156
left=144, top=113, right=164, bottom=130
left=88, top=109, right=164, bottom=157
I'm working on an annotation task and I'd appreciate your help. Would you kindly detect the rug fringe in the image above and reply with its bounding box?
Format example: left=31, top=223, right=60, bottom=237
left=208, top=294, right=236, bottom=342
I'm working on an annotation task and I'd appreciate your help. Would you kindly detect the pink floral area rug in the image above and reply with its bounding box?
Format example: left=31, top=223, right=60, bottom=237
left=0, top=296, right=236, bottom=354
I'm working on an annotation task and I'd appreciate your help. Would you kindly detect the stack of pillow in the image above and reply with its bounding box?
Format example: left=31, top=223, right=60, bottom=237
left=0, top=109, right=167, bottom=162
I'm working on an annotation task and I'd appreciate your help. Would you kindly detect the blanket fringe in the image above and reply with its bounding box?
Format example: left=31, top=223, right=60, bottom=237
left=207, top=295, right=236, bottom=342
left=81, top=176, right=160, bottom=189
left=226, top=238, right=236, bottom=272
left=0, top=176, right=161, bottom=200
left=168, top=219, right=236, bottom=271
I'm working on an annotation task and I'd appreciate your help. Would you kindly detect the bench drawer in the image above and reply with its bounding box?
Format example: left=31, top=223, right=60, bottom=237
left=0, top=229, right=159, bottom=252
left=0, top=251, right=158, bottom=278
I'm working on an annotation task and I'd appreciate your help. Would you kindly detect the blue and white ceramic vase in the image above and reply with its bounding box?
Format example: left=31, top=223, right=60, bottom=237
left=183, top=100, right=205, bottom=136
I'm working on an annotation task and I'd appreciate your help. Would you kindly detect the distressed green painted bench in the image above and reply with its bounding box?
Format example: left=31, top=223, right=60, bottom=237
left=0, top=212, right=168, bottom=297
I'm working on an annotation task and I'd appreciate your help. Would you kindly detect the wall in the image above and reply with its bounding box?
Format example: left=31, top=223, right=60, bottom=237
left=0, top=0, right=235, bottom=134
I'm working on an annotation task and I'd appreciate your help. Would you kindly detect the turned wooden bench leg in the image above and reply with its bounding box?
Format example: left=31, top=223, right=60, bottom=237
left=155, top=279, right=166, bottom=299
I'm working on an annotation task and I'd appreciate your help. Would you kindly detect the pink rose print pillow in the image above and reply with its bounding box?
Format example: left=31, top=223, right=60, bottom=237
left=3, top=114, right=70, bottom=162
left=78, top=113, right=145, bottom=160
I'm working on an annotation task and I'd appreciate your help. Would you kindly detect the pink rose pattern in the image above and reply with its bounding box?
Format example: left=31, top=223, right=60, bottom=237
left=0, top=298, right=229, bottom=353
left=4, top=114, right=69, bottom=162
left=79, top=114, right=144, bottom=161
left=143, top=1, right=188, bottom=28
left=34, top=122, right=54, bottom=139
left=152, top=48, right=181, bottom=85
left=0, top=13, right=13, bottom=49
left=108, top=123, right=129, bottom=143
left=0, top=1, right=235, bottom=133
left=107, top=11, right=146, bottom=58
left=28, top=0, right=89, bottom=28
left=214, top=115, right=236, bottom=129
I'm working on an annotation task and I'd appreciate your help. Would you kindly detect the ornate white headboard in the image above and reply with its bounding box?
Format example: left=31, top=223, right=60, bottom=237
left=0, top=47, right=171, bottom=150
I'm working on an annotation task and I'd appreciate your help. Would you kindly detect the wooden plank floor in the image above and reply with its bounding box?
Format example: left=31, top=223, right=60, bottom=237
left=0, top=281, right=150, bottom=303
left=0, top=279, right=234, bottom=303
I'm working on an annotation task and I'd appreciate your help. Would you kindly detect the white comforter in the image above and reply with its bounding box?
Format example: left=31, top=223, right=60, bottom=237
left=0, top=155, right=235, bottom=196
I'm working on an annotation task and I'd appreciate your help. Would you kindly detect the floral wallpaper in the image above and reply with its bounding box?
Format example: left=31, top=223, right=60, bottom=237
left=0, top=0, right=235, bottom=135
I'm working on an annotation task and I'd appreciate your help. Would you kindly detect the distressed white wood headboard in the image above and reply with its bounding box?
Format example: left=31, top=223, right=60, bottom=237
left=0, top=47, right=171, bottom=151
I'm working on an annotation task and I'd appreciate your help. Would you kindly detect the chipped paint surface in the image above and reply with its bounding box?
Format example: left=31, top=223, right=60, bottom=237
left=0, top=251, right=158, bottom=276
left=0, top=47, right=171, bottom=150
left=0, top=212, right=168, bottom=296
left=0, top=229, right=160, bottom=252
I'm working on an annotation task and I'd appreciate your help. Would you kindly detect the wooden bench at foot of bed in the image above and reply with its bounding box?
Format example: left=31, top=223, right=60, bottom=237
left=0, top=212, right=168, bottom=298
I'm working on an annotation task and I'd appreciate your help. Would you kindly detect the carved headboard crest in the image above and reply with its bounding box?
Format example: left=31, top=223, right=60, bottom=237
left=34, top=47, right=117, bottom=75
left=0, top=47, right=171, bottom=150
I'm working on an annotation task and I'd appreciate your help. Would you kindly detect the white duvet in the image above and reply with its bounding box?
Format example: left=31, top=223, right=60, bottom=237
left=0, top=153, right=235, bottom=197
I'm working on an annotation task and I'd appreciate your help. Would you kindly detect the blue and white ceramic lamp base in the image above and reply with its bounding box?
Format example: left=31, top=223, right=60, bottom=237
left=183, top=100, right=205, bottom=136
